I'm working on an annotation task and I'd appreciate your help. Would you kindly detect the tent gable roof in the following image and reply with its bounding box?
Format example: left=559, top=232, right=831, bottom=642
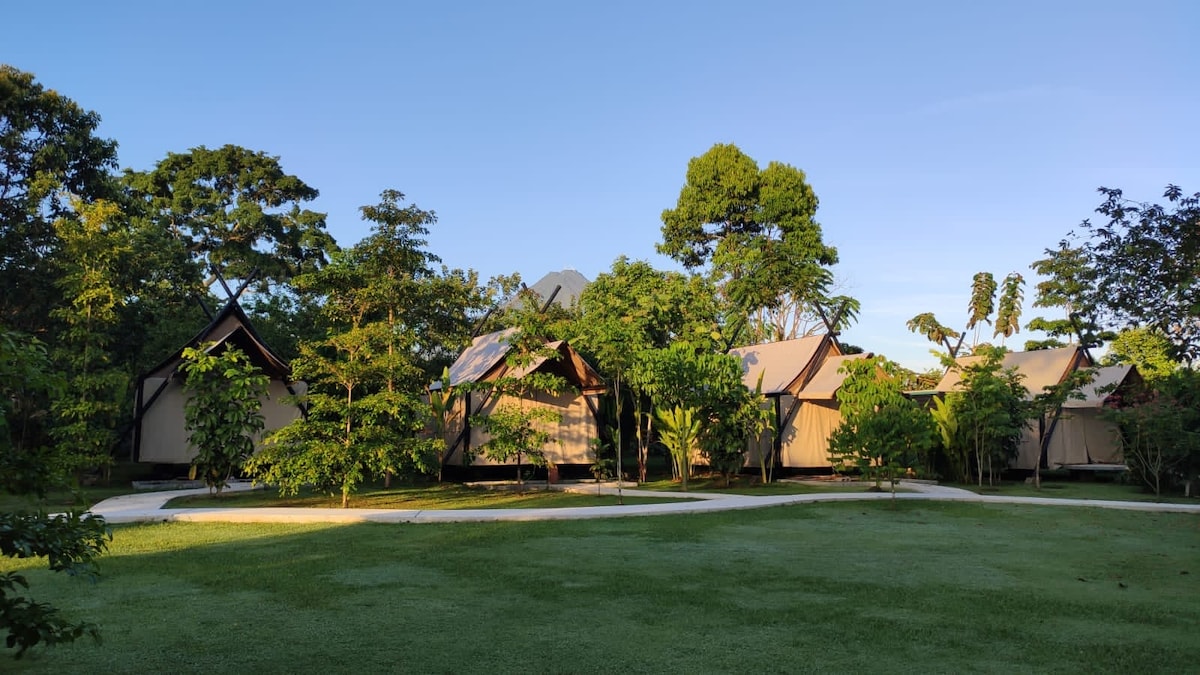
left=1063, top=364, right=1139, bottom=408
left=445, top=329, right=605, bottom=393
left=729, top=335, right=832, bottom=395
left=144, top=300, right=291, bottom=380
left=797, top=353, right=873, bottom=400
left=935, top=346, right=1091, bottom=399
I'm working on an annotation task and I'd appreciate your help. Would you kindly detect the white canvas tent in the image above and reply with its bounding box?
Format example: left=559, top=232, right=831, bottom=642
left=1044, top=364, right=1138, bottom=467
left=133, top=300, right=305, bottom=464
left=731, top=335, right=869, bottom=470
left=934, top=346, right=1093, bottom=470
left=439, top=329, right=606, bottom=469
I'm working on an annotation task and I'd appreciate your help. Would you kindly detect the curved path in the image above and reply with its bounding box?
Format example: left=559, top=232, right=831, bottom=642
left=88, top=481, right=1200, bottom=524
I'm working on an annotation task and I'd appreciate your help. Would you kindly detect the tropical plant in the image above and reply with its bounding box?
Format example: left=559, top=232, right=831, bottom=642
left=473, top=404, right=561, bottom=486
left=654, top=405, right=701, bottom=490
left=179, top=344, right=270, bottom=495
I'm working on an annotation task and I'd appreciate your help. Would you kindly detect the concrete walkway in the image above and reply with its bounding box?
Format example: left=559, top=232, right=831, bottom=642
left=88, top=480, right=1200, bottom=524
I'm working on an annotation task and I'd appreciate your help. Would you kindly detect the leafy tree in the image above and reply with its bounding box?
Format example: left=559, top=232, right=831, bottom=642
left=659, top=143, right=846, bottom=332
left=828, top=357, right=936, bottom=495
left=907, top=272, right=1025, bottom=358
left=700, top=374, right=773, bottom=487
left=1, top=329, right=109, bottom=659
left=46, top=198, right=133, bottom=479
left=474, top=404, right=561, bottom=485
left=1102, top=327, right=1178, bottom=381
left=246, top=191, right=461, bottom=507
left=1102, top=371, right=1200, bottom=496
left=0, top=65, right=119, bottom=335
left=179, top=344, right=269, bottom=495
left=576, top=259, right=723, bottom=482
left=1026, top=241, right=1111, bottom=351
left=943, top=346, right=1029, bottom=486
left=1067, top=185, right=1200, bottom=362
left=122, top=144, right=336, bottom=290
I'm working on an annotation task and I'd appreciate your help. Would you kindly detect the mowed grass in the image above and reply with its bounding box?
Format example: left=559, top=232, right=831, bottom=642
left=4, top=502, right=1198, bottom=674
left=954, top=478, right=1200, bottom=504
left=162, top=482, right=696, bottom=509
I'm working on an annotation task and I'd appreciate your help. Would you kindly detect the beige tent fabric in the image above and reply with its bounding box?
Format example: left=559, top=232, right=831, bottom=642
left=781, top=401, right=842, bottom=467
left=1045, top=409, right=1123, bottom=466
left=935, top=346, right=1090, bottom=399
left=729, top=335, right=830, bottom=395
left=797, top=354, right=872, bottom=400
left=1012, top=422, right=1042, bottom=470
left=137, top=378, right=304, bottom=464
left=440, top=330, right=604, bottom=467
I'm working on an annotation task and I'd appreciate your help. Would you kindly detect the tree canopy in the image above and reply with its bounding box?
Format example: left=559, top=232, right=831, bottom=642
left=659, top=143, right=843, bottom=331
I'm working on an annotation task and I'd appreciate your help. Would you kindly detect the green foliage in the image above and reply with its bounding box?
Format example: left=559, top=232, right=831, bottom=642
left=909, top=271, right=1025, bottom=357
left=1027, top=241, right=1110, bottom=349
left=942, top=346, right=1029, bottom=485
left=0, top=65, right=119, bottom=335
left=472, top=404, right=561, bottom=485
left=122, top=144, right=336, bottom=288
left=247, top=190, right=466, bottom=506
left=576, top=258, right=722, bottom=481
left=48, top=198, right=133, bottom=477
left=426, top=368, right=457, bottom=481
left=658, top=143, right=844, bottom=327
left=1101, top=370, right=1200, bottom=496
left=179, top=344, right=269, bottom=495
left=1102, top=327, right=1178, bottom=381
left=654, top=405, right=701, bottom=490
left=1, top=330, right=109, bottom=659
left=700, top=372, right=773, bottom=486
left=828, top=357, right=936, bottom=493
left=1070, top=185, right=1200, bottom=362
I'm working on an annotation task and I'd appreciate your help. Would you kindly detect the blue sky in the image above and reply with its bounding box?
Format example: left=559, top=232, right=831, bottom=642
left=7, top=1, right=1197, bottom=371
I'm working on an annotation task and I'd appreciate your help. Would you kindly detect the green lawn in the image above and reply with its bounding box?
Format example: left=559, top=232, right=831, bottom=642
left=4, top=502, right=1198, bottom=673
left=953, top=478, right=1200, bottom=504
left=162, top=482, right=696, bottom=510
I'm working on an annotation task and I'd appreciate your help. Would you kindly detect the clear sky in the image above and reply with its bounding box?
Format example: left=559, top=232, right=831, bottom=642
left=7, top=0, right=1197, bottom=371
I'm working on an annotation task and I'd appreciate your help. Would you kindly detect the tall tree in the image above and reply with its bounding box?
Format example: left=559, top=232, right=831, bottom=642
left=246, top=190, right=467, bottom=505
left=659, top=143, right=846, bottom=334
left=1026, top=240, right=1110, bottom=351
left=1066, top=185, right=1200, bottom=362
left=0, top=65, right=119, bottom=333
left=122, top=144, right=336, bottom=291
left=48, top=198, right=132, bottom=477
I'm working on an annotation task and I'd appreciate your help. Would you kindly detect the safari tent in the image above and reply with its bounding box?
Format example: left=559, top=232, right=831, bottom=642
left=934, top=346, right=1094, bottom=470
left=731, top=335, right=870, bottom=470
left=1043, top=364, right=1139, bottom=467
left=438, top=329, right=606, bottom=470
left=132, top=300, right=305, bottom=465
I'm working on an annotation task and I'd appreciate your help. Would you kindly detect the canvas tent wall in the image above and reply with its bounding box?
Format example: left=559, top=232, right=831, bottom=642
left=1044, top=364, right=1138, bottom=467
left=439, top=329, right=606, bottom=469
left=934, top=346, right=1093, bottom=470
left=731, top=335, right=867, bottom=470
left=133, top=300, right=305, bottom=465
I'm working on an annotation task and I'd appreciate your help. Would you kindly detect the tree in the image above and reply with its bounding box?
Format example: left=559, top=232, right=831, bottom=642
left=474, top=404, right=560, bottom=485
left=907, top=272, right=1025, bottom=359
left=179, top=344, right=269, bottom=495
left=1026, top=241, right=1111, bottom=351
left=1102, top=327, right=1178, bottom=381
left=1, top=329, right=109, bottom=659
left=47, top=198, right=133, bottom=479
left=245, top=190, right=460, bottom=507
left=1069, top=185, right=1200, bottom=362
left=576, top=258, right=722, bottom=482
left=942, top=346, right=1029, bottom=486
left=122, top=144, right=336, bottom=290
left=828, top=357, right=936, bottom=496
left=1102, top=371, right=1200, bottom=496
left=0, top=65, right=119, bottom=334
left=659, top=143, right=846, bottom=331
